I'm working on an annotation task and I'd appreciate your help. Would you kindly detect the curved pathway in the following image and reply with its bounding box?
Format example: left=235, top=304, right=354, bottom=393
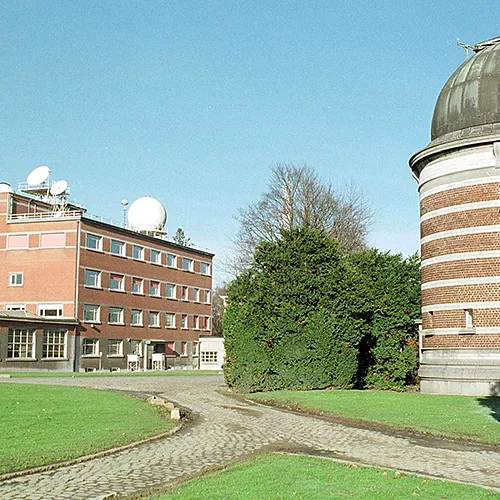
left=1, top=375, right=499, bottom=499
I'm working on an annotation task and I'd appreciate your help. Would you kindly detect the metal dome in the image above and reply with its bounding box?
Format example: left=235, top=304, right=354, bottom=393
left=431, top=38, right=500, bottom=143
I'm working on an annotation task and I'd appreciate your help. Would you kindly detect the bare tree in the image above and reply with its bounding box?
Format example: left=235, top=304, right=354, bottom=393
left=232, top=163, right=372, bottom=272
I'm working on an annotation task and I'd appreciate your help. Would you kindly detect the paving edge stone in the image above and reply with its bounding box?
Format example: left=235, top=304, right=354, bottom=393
left=0, top=423, right=182, bottom=482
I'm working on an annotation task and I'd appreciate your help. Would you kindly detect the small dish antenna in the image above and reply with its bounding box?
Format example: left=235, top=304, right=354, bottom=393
left=50, top=180, right=68, bottom=196
left=26, top=166, right=50, bottom=186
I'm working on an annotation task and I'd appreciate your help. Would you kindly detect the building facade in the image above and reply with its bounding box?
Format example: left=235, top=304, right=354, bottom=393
left=410, top=38, right=500, bottom=395
left=0, top=190, right=214, bottom=372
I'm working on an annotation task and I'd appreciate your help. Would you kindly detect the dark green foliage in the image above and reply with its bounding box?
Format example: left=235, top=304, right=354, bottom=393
left=223, top=228, right=421, bottom=392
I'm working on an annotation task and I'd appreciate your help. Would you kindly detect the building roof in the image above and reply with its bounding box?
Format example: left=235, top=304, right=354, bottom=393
left=0, top=310, right=79, bottom=325
left=431, top=38, right=500, bottom=144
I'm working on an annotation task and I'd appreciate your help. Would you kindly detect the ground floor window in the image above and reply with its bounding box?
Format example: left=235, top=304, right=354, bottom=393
left=107, top=339, right=123, bottom=356
left=7, top=328, right=35, bottom=358
left=201, top=351, right=218, bottom=364
left=82, top=338, right=99, bottom=356
left=43, top=329, right=67, bottom=358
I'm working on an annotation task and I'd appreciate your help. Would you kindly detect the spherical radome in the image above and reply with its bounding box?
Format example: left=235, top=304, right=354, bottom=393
left=0, top=182, right=14, bottom=193
left=127, top=196, right=167, bottom=231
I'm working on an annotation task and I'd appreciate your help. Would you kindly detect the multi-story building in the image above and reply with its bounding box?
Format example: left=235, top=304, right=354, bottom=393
left=0, top=187, right=214, bottom=372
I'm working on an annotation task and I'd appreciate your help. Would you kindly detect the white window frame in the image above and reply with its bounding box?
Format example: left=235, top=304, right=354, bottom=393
left=149, top=280, right=161, bottom=297
left=148, top=311, right=160, bottom=327
left=108, top=306, right=124, bottom=324
left=200, top=262, right=211, bottom=275
left=109, top=273, right=125, bottom=292
left=42, top=329, right=67, bottom=359
left=180, top=314, right=188, bottom=329
left=465, top=309, right=474, bottom=329
left=193, top=288, right=200, bottom=302
left=9, top=272, right=23, bottom=287
left=82, top=338, right=99, bottom=356
left=132, top=277, right=144, bottom=294
left=86, top=233, right=102, bottom=251
left=166, top=283, right=176, bottom=299
left=38, top=303, right=64, bottom=318
left=201, top=351, right=218, bottom=364
left=181, top=257, right=193, bottom=272
left=193, top=315, right=200, bottom=330
left=107, top=339, right=123, bottom=356
left=203, top=290, right=211, bottom=304
left=165, top=312, right=176, bottom=329
left=167, top=253, right=177, bottom=268
left=5, top=304, right=26, bottom=311
left=181, top=286, right=189, bottom=301
left=110, top=239, right=126, bottom=256
left=132, top=245, right=144, bottom=260
left=84, top=269, right=101, bottom=288
left=7, top=328, right=36, bottom=359
left=192, top=341, right=199, bottom=357
left=83, top=304, right=100, bottom=323
left=150, top=249, right=161, bottom=264
left=131, top=309, right=143, bottom=326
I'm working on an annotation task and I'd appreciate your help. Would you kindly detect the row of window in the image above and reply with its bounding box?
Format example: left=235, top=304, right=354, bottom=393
left=86, top=233, right=211, bottom=275
left=3, top=303, right=65, bottom=317
left=7, top=328, right=66, bottom=359
left=6, top=232, right=67, bottom=250
left=83, top=304, right=210, bottom=330
left=82, top=338, right=200, bottom=357
left=84, top=269, right=211, bottom=303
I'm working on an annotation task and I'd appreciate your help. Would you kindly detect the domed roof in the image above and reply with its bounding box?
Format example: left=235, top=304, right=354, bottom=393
left=127, top=196, right=167, bottom=232
left=431, top=38, right=500, bottom=143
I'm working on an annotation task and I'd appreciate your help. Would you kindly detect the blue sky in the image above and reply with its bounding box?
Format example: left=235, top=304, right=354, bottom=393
left=1, top=1, right=499, bottom=284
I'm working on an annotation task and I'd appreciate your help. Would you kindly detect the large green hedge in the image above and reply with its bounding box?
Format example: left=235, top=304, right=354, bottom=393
left=223, top=228, right=420, bottom=392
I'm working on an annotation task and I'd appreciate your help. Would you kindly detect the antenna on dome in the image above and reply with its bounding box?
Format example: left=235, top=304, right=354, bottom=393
left=121, top=199, right=128, bottom=226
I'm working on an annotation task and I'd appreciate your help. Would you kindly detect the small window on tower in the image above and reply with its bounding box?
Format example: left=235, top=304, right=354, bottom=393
left=465, top=309, right=473, bottom=329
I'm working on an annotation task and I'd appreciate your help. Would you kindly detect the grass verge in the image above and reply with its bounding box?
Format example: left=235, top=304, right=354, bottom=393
left=247, top=389, right=500, bottom=445
left=148, top=453, right=500, bottom=499
left=0, top=370, right=220, bottom=378
left=0, top=383, right=175, bottom=474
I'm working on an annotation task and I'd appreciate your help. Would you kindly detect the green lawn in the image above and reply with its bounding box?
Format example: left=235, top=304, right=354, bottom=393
left=150, top=454, right=500, bottom=499
left=248, top=389, right=500, bottom=445
left=0, top=383, right=175, bottom=474
left=0, top=370, right=220, bottom=378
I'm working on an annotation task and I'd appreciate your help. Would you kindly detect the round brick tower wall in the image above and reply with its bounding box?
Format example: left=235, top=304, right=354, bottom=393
left=410, top=39, right=500, bottom=396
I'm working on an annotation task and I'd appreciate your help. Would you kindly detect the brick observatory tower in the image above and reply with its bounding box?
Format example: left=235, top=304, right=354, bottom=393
left=410, top=37, right=500, bottom=396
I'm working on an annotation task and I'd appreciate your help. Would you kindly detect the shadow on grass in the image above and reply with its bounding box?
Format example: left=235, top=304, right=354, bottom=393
left=476, top=382, right=500, bottom=423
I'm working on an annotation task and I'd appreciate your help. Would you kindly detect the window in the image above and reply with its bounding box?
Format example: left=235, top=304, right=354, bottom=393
left=181, top=314, right=188, bottom=329
left=201, top=316, right=210, bottom=330
left=40, top=232, right=65, bottom=248
left=7, top=234, right=28, bottom=249
left=165, top=312, right=176, bottom=328
left=149, top=311, right=160, bottom=327
left=7, top=328, right=35, bottom=358
left=131, top=309, right=143, bottom=326
left=130, top=340, right=142, bottom=355
left=38, top=304, right=63, bottom=317
left=203, top=290, right=211, bottom=304
left=82, top=338, right=99, bottom=356
left=109, top=273, right=124, bottom=291
left=192, top=341, right=199, bottom=356
left=150, top=281, right=160, bottom=297
left=9, top=272, right=23, bottom=286
left=465, top=309, right=474, bottom=329
left=193, top=288, right=199, bottom=302
left=167, top=253, right=177, bottom=268
left=84, top=269, right=101, bottom=287
left=166, top=342, right=175, bottom=355
left=193, top=315, right=200, bottom=329
left=108, top=307, right=124, bottom=324
left=43, top=329, right=66, bottom=359
left=86, top=233, right=102, bottom=251
left=200, top=262, right=210, bottom=275
left=166, top=283, right=176, bottom=299
left=110, top=239, right=125, bottom=256
left=181, top=286, right=188, bottom=301
left=132, top=245, right=144, bottom=260
left=5, top=304, right=26, bottom=311
left=181, top=342, right=187, bottom=356
left=108, top=339, right=123, bottom=356
left=150, top=249, right=161, bottom=264
left=132, top=277, right=144, bottom=294
left=83, top=304, right=100, bottom=322
left=181, top=257, right=193, bottom=271
left=201, top=351, right=218, bottom=363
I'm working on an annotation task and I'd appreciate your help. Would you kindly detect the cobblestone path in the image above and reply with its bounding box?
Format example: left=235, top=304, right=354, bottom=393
left=1, top=375, right=499, bottom=499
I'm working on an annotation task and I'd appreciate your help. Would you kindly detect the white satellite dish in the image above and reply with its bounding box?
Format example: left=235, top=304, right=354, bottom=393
left=50, top=180, right=68, bottom=196
left=27, top=166, right=50, bottom=186
left=0, top=182, right=14, bottom=193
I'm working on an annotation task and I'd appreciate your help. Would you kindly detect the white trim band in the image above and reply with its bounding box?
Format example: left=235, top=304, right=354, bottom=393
left=421, top=250, right=500, bottom=267
left=422, top=276, right=500, bottom=290
left=422, top=302, right=500, bottom=313
left=420, top=200, right=500, bottom=222
left=422, top=327, right=500, bottom=335
left=420, top=175, right=500, bottom=201
left=421, top=225, right=500, bottom=244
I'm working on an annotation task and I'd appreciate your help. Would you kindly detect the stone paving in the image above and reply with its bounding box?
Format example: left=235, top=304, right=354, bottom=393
left=1, top=375, right=500, bottom=499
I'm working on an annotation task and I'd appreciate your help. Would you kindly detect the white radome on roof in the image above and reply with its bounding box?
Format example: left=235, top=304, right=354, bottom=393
left=127, top=196, right=167, bottom=231
left=0, top=182, right=14, bottom=193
